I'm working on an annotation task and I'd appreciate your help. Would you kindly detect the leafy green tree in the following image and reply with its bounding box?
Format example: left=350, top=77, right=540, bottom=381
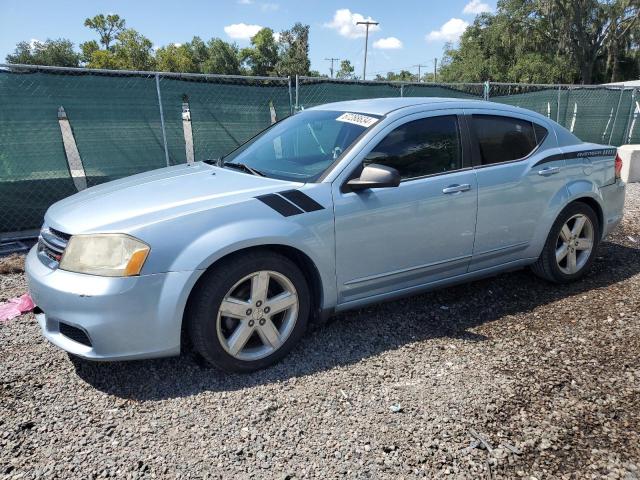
left=84, top=28, right=155, bottom=70
left=5, top=39, right=80, bottom=67
left=439, top=0, right=639, bottom=84
left=186, top=36, right=210, bottom=72
left=275, top=23, right=311, bottom=76
left=84, top=14, right=126, bottom=50
left=375, top=70, right=415, bottom=81
left=240, top=28, right=279, bottom=75
left=336, top=59, right=355, bottom=79
left=203, top=38, right=241, bottom=74
left=84, top=49, right=120, bottom=69
left=112, top=29, right=156, bottom=70
left=156, top=43, right=196, bottom=72
left=79, top=40, right=100, bottom=64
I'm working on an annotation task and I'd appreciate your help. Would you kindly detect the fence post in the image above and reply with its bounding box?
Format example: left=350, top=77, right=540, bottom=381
left=556, top=85, right=562, bottom=123
left=608, top=87, right=625, bottom=146
left=400, top=84, right=404, bottom=97
left=295, top=75, right=299, bottom=112
left=288, top=76, right=293, bottom=115
left=155, top=73, right=170, bottom=167
left=623, top=88, right=637, bottom=144
left=483, top=81, right=490, bottom=101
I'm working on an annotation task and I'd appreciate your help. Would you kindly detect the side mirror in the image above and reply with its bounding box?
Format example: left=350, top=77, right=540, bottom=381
left=347, top=164, right=401, bottom=191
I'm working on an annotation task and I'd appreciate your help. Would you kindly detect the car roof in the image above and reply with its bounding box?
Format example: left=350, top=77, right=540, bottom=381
left=309, top=97, right=540, bottom=118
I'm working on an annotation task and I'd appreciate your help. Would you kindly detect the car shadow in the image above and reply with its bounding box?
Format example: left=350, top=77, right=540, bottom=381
left=70, top=240, right=640, bottom=401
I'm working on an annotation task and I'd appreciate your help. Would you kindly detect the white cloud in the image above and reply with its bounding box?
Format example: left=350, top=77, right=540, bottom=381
left=373, top=37, right=402, bottom=50
left=324, top=9, right=380, bottom=39
left=261, top=2, right=279, bottom=11
left=224, top=23, right=263, bottom=40
left=426, top=18, right=469, bottom=42
left=463, top=0, right=492, bottom=14
left=273, top=31, right=281, bottom=42
left=237, top=0, right=253, bottom=4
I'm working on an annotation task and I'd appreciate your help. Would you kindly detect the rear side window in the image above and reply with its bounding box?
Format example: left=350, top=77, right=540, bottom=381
left=472, top=115, right=544, bottom=165
left=365, top=115, right=462, bottom=180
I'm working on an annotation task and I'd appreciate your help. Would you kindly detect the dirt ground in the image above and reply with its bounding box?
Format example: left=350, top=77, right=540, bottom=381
left=1, top=185, right=639, bottom=479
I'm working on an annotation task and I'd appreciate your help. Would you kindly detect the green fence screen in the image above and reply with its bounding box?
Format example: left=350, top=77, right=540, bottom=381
left=0, top=65, right=637, bottom=235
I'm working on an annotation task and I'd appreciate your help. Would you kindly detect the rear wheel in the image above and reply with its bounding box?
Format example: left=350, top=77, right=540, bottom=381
left=531, top=202, right=600, bottom=283
left=187, top=251, right=310, bottom=372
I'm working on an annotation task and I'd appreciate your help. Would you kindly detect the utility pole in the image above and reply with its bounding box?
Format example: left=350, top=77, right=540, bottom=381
left=325, top=57, right=340, bottom=78
left=434, top=58, right=438, bottom=82
left=356, top=20, right=379, bottom=80
left=413, top=64, right=428, bottom=82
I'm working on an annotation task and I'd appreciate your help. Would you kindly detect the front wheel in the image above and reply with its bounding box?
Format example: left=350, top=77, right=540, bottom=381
left=187, top=251, right=310, bottom=372
left=531, top=202, right=600, bottom=283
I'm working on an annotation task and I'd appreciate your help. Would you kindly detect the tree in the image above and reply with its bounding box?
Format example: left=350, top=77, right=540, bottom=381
left=375, top=70, right=414, bottom=82
left=438, top=0, right=640, bottom=84
left=84, top=14, right=126, bottom=50
left=79, top=40, right=100, bottom=64
left=275, top=23, right=311, bottom=76
left=203, top=38, right=241, bottom=74
left=6, top=38, right=80, bottom=67
left=156, top=43, right=196, bottom=72
left=112, top=29, right=156, bottom=70
left=84, top=28, right=155, bottom=70
left=187, top=36, right=209, bottom=72
left=336, top=60, right=355, bottom=79
left=240, top=28, right=279, bottom=75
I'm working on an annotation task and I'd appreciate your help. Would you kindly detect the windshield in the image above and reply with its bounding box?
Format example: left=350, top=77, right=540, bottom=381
left=223, top=110, right=380, bottom=181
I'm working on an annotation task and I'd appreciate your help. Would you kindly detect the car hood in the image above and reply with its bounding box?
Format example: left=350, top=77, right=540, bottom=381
left=45, top=162, right=301, bottom=234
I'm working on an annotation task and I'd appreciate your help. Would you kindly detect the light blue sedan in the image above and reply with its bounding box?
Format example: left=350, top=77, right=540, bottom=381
left=26, top=98, right=626, bottom=372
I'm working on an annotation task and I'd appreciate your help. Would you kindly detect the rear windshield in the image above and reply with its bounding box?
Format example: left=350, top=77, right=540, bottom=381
left=223, top=110, right=380, bottom=181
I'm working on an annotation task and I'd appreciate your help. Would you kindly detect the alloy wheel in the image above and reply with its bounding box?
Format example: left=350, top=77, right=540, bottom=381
left=555, top=213, right=594, bottom=275
left=216, top=270, right=299, bottom=361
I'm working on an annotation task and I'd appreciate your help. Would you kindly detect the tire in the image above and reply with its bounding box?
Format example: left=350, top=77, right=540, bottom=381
left=531, top=202, right=600, bottom=283
left=187, top=251, right=310, bottom=372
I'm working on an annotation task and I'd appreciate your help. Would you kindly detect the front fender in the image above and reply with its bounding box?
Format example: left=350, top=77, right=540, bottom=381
left=168, top=212, right=337, bottom=311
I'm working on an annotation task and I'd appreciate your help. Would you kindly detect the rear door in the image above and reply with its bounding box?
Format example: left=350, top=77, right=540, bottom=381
left=464, top=110, right=566, bottom=271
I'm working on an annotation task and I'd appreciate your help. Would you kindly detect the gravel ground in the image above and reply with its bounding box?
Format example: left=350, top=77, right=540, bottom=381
left=1, top=185, right=639, bottom=479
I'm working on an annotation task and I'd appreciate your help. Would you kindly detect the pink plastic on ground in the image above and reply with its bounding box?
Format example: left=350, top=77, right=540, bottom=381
left=0, top=293, right=35, bottom=321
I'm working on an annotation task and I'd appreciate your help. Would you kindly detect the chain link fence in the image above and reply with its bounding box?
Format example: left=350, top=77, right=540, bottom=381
left=1, top=65, right=638, bottom=237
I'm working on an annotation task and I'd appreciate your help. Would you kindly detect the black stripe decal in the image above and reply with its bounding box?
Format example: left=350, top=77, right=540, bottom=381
left=279, top=190, right=324, bottom=212
left=256, top=194, right=304, bottom=217
left=532, top=148, right=617, bottom=168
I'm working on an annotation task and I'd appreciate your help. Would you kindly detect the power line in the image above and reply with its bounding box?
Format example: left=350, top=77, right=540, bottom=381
left=324, top=57, right=340, bottom=78
left=355, top=21, right=379, bottom=80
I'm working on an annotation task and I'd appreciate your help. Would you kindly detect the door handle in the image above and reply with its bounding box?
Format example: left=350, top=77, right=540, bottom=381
left=538, top=166, right=560, bottom=176
left=442, top=184, right=471, bottom=194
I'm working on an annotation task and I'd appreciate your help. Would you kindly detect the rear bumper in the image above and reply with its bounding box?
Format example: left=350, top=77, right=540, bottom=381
left=601, top=179, right=626, bottom=238
left=25, top=246, right=197, bottom=361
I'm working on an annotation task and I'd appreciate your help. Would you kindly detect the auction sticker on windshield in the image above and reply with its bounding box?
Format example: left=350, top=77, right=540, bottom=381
left=336, top=112, right=379, bottom=128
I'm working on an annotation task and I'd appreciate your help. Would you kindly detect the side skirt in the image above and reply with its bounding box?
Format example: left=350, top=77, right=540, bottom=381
left=333, top=257, right=538, bottom=313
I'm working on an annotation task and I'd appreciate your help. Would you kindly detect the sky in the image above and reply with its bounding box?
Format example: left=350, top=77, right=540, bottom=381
left=0, top=0, right=496, bottom=78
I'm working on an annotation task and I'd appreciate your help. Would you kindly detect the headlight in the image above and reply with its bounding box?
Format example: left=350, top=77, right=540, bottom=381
left=59, top=234, right=150, bottom=277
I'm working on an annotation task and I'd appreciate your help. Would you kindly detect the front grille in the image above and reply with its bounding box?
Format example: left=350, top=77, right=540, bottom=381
left=37, top=226, right=70, bottom=266
left=59, top=322, right=92, bottom=347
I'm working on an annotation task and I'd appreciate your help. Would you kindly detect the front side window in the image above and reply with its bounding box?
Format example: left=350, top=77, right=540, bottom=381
left=364, top=115, right=462, bottom=180
left=223, top=110, right=379, bottom=181
left=471, top=115, right=545, bottom=165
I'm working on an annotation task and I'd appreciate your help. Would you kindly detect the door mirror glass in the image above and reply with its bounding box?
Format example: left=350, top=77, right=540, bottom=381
left=346, top=164, right=401, bottom=191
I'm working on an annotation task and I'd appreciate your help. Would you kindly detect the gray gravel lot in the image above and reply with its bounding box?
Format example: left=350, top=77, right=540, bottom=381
left=1, top=185, right=639, bottom=479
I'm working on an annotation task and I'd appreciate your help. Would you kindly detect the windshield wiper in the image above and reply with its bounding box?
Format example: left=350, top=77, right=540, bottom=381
left=223, top=161, right=266, bottom=177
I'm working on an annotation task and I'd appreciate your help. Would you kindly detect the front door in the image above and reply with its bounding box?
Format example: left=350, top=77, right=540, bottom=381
left=332, top=111, right=478, bottom=305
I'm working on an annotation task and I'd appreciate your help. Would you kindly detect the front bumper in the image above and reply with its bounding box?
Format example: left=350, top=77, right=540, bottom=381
left=25, top=246, right=198, bottom=361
